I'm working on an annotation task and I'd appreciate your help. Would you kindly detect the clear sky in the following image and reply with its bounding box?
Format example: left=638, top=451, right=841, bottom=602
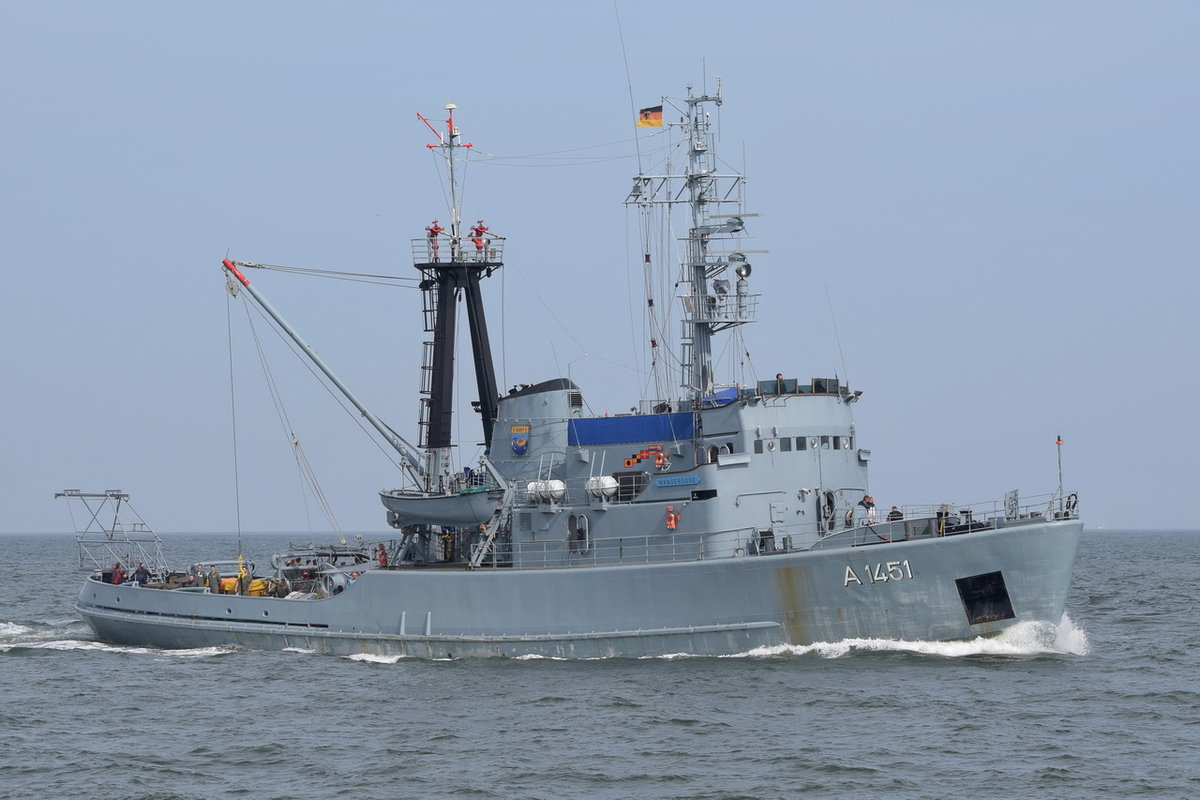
left=2, top=1, right=1196, bottom=533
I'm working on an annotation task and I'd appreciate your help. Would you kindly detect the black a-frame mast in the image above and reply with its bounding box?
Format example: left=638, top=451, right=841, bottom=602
left=413, top=104, right=502, bottom=491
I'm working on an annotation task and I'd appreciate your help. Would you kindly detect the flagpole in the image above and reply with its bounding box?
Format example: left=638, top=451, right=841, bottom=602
left=1056, top=434, right=1064, bottom=514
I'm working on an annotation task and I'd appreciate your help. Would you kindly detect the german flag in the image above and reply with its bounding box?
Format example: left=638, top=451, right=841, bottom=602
left=636, top=105, right=663, bottom=127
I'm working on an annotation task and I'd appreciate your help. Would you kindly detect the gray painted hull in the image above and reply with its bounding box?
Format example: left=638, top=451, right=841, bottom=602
left=76, top=519, right=1081, bottom=658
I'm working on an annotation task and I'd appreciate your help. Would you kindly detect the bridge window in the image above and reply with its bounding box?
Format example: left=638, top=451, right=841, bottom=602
left=779, top=437, right=792, bottom=452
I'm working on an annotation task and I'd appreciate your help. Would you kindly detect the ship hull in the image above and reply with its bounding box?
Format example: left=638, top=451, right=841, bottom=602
left=76, top=519, right=1081, bottom=658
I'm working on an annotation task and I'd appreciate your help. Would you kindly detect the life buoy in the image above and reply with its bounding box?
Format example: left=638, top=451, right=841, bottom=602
left=844, top=509, right=854, bottom=528
left=1065, top=492, right=1078, bottom=512
left=377, top=544, right=388, bottom=567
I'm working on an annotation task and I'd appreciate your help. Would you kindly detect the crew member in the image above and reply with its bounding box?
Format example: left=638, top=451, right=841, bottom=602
left=469, top=219, right=488, bottom=252
left=426, top=219, right=444, bottom=261
left=858, top=495, right=876, bottom=524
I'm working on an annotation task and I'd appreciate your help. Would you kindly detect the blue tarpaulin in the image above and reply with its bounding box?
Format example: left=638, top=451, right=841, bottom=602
left=568, top=412, right=695, bottom=446
left=702, top=386, right=739, bottom=407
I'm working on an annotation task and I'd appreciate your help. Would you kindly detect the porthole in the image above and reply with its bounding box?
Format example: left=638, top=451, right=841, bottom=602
left=262, top=610, right=270, bottom=617
left=226, top=608, right=233, bottom=615
left=767, top=440, right=776, bottom=452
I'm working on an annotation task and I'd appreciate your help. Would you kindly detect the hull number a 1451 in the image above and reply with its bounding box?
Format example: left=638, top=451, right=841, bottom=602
left=844, top=560, right=915, bottom=587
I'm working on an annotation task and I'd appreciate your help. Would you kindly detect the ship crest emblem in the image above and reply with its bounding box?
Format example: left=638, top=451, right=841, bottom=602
left=511, top=425, right=530, bottom=456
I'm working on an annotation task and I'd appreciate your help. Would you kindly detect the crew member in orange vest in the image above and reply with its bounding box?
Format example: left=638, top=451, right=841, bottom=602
left=666, top=506, right=679, bottom=530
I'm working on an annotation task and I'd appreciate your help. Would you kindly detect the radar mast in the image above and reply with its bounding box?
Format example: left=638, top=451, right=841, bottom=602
left=626, top=79, right=760, bottom=409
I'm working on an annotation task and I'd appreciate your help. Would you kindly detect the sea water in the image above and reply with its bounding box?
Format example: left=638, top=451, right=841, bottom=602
left=1, top=529, right=1197, bottom=800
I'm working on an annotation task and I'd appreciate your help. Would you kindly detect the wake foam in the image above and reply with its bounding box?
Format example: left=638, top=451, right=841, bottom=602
left=345, top=652, right=407, bottom=664
left=0, top=622, right=34, bottom=638
left=726, top=614, right=1090, bottom=659
left=7, top=639, right=236, bottom=658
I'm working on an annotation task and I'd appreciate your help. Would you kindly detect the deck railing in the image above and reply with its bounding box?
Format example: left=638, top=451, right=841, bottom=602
left=410, top=237, right=504, bottom=265
left=496, top=489, right=1080, bottom=569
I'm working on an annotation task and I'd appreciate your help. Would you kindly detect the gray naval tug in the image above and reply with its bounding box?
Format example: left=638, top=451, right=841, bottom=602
left=73, top=84, right=1083, bottom=658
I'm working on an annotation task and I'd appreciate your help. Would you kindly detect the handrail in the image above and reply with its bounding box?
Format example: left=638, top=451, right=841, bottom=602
left=480, top=488, right=1081, bottom=569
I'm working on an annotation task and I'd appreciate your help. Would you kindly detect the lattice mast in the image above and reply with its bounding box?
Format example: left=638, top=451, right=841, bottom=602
left=627, top=80, right=759, bottom=410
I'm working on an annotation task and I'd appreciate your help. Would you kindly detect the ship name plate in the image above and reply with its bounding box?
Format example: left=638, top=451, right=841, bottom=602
left=654, top=475, right=702, bottom=487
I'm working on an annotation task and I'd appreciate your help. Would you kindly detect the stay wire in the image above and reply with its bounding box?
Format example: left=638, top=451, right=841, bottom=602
left=614, top=0, right=645, bottom=175
left=239, top=295, right=406, bottom=476
left=242, top=262, right=417, bottom=286
left=225, top=290, right=243, bottom=555
left=825, top=284, right=850, bottom=385
left=240, top=300, right=321, bottom=535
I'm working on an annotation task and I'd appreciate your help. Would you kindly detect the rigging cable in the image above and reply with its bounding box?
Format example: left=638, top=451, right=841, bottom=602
left=240, top=298, right=339, bottom=535
left=238, top=261, right=418, bottom=287
left=614, top=0, right=645, bottom=175
left=825, top=284, right=851, bottom=387
left=238, top=294, right=411, bottom=481
left=623, top=207, right=644, bottom=398
left=225, top=283, right=243, bottom=558
left=617, top=0, right=658, bottom=405
left=468, top=137, right=636, bottom=167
